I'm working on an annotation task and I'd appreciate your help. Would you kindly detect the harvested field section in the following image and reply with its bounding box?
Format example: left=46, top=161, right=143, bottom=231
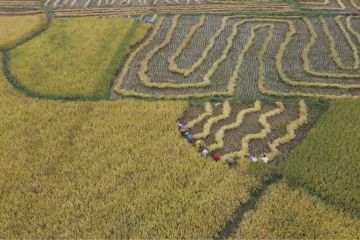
left=235, top=181, right=360, bottom=239
left=114, top=16, right=360, bottom=100
left=169, top=16, right=222, bottom=75
left=298, top=0, right=347, bottom=10
left=259, top=18, right=360, bottom=98
left=179, top=100, right=321, bottom=162
left=281, top=19, right=360, bottom=86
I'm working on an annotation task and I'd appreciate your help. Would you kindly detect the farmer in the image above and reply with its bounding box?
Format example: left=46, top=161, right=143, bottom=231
left=185, top=132, right=194, bottom=143
left=212, top=153, right=220, bottom=161
left=201, top=148, right=209, bottom=157
left=249, top=155, right=257, bottom=163
left=177, top=121, right=184, bottom=129
left=261, top=155, right=270, bottom=164
left=223, top=156, right=236, bottom=166
left=179, top=125, right=188, bottom=136
left=195, top=139, right=206, bottom=151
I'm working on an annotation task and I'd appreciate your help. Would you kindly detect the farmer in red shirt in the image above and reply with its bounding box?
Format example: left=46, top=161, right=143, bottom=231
left=212, top=153, right=220, bottom=161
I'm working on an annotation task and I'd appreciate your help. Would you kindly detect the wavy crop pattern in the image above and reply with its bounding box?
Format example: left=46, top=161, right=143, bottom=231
left=185, top=102, right=213, bottom=129
left=207, top=101, right=261, bottom=152
left=267, top=100, right=308, bottom=160
left=193, top=100, right=231, bottom=139
left=108, top=15, right=360, bottom=100
left=179, top=100, right=312, bottom=163
left=223, top=102, right=285, bottom=160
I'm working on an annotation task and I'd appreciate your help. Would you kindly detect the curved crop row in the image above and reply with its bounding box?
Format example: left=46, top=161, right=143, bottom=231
left=167, top=16, right=228, bottom=77
left=320, top=16, right=358, bottom=70
left=275, top=18, right=360, bottom=90
left=139, top=16, right=237, bottom=89
left=114, top=16, right=360, bottom=100
left=226, top=23, right=274, bottom=95
left=222, top=102, right=285, bottom=160
left=299, top=0, right=345, bottom=10
left=168, top=15, right=207, bottom=76
left=267, top=100, right=308, bottom=160
left=257, top=20, right=360, bottom=100
left=346, top=16, right=360, bottom=48
left=193, top=100, right=231, bottom=139
left=335, top=16, right=359, bottom=68
left=139, top=18, right=266, bottom=90
left=301, top=17, right=360, bottom=79
left=114, top=17, right=164, bottom=91
left=168, top=15, right=212, bottom=76
left=208, top=101, right=261, bottom=152
left=185, top=102, right=213, bottom=129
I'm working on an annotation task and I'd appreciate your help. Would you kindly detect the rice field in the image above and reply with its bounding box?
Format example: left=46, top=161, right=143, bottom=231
left=0, top=19, right=273, bottom=238
left=234, top=181, right=360, bottom=239
left=1, top=1, right=360, bottom=238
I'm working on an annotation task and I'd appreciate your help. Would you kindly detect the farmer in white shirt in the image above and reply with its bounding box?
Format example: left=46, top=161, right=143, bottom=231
left=249, top=155, right=257, bottom=163
left=201, top=149, right=209, bottom=157
left=261, top=155, right=270, bottom=164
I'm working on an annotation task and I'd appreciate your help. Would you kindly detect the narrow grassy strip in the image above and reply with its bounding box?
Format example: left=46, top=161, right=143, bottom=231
left=185, top=102, right=213, bottom=129
left=168, top=15, right=205, bottom=76
left=267, top=100, right=308, bottom=160
left=52, top=5, right=293, bottom=17
left=193, top=100, right=231, bottom=139
left=222, top=102, right=285, bottom=160
left=208, top=101, right=261, bottom=152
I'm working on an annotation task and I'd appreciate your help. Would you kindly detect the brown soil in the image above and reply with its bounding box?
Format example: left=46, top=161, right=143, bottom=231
left=179, top=100, right=327, bottom=163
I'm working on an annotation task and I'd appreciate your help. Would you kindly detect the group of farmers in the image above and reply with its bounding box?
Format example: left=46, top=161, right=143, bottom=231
left=177, top=121, right=270, bottom=165
left=177, top=122, right=236, bottom=166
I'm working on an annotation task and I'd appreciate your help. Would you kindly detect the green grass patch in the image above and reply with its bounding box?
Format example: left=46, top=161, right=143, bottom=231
left=284, top=100, right=360, bottom=216
left=9, top=17, right=150, bottom=99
